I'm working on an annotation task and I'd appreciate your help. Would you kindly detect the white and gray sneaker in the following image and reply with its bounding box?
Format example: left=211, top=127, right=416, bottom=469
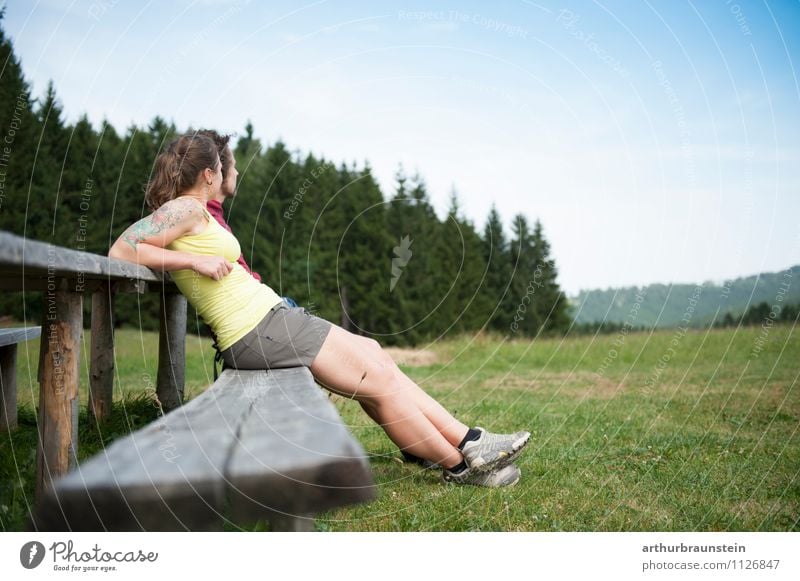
left=442, top=463, right=521, bottom=488
left=461, top=427, right=530, bottom=473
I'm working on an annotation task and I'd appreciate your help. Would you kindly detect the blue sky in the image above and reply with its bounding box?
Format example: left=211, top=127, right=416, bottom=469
left=3, top=0, right=799, bottom=295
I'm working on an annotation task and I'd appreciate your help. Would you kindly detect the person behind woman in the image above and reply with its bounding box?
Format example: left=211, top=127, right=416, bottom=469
left=109, top=131, right=530, bottom=488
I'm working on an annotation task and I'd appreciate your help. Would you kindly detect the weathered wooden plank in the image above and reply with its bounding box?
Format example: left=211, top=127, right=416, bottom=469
left=112, top=279, right=149, bottom=294
left=35, top=369, right=376, bottom=531
left=156, top=292, right=187, bottom=412
left=0, top=326, right=41, bottom=347
left=225, top=367, right=376, bottom=524
left=0, top=230, right=176, bottom=288
left=0, top=277, right=101, bottom=293
left=34, top=369, right=260, bottom=531
left=35, top=287, right=82, bottom=501
left=89, top=285, right=115, bottom=422
left=0, top=277, right=150, bottom=294
left=33, top=430, right=234, bottom=531
left=0, top=344, right=18, bottom=431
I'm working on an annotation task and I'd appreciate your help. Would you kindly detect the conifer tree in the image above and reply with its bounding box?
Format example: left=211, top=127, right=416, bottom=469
left=61, top=115, right=99, bottom=251
left=509, top=213, right=543, bottom=335
left=28, top=81, right=69, bottom=243
left=530, top=219, right=570, bottom=333
left=334, top=163, right=391, bottom=336
left=0, top=9, right=37, bottom=237
left=481, top=204, right=514, bottom=333
left=92, top=120, right=124, bottom=252
left=0, top=10, right=40, bottom=321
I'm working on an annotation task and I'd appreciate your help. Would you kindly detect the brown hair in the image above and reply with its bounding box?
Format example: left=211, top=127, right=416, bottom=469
left=145, top=132, right=220, bottom=211
left=197, top=129, right=233, bottom=180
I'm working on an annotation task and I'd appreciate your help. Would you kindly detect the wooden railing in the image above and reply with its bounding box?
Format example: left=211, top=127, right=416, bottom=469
left=0, top=230, right=187, bottom=500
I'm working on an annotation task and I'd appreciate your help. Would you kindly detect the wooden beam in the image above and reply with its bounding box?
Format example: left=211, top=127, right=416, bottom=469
left=0, top=230, right=168, bottom=283
left=33, top=369, right=255, bottom=531
left=0, top=327, right=42, bottom=347
left=0, top=276, right=151, bottom=294
left=156, top=292, right=187, bottom=412
left=112, top=279, right=148, bottom=294
left=89, top=284, right=115, bottom=422
left=225, top=367, right=377, bottom=524
left=35, top=285, right=82, bottom=501
left=1, top=328, right=41, bottom=431
left=0, top=230, right=177, bottom=294
left=0, top=344, right=18, bottom=432
left=0, top=272, right=155, bottom=295
left=34, top=369, right=376, bottom=531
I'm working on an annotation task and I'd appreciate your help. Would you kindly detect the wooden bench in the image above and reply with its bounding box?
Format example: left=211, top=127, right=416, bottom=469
left=0, top=326, right=42, bottom=431
left=0, top=229, right=187, bottom=500
left=0, top=229, right=376, bottom=529
left=33, top=367, right=375, bottom=531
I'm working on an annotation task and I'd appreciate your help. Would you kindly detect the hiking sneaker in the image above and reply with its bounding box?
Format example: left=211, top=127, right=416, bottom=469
left=461, top=427, right=530, bottom=473
left=442, top=463, right=521, bottom=488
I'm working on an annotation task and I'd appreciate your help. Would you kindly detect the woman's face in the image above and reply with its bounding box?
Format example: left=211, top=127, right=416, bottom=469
left=221, top=151, right=239, bottom=198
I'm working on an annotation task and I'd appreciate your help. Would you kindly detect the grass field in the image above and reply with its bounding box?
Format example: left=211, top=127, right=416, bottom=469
left=1, top=324, right=798, bottom=531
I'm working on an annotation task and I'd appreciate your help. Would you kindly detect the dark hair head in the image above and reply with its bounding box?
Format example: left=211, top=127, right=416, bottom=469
left=145, top=132, right=220, bottom=211
left=196, top=129, right=233, bottom=180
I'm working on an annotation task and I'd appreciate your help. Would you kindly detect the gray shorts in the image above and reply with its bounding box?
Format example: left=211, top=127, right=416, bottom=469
left=220, top=301, right=333, bottom=369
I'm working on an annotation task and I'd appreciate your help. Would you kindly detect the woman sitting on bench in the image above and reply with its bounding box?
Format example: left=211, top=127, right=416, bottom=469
left=109, top=132, right=530, bottom=488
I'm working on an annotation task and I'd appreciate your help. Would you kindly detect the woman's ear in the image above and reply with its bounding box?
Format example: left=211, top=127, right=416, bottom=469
left=204, top=167, right=214, bottom=185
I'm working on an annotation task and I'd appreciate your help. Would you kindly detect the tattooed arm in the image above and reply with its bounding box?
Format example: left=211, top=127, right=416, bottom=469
left=109, top=197, right=233, bottom=280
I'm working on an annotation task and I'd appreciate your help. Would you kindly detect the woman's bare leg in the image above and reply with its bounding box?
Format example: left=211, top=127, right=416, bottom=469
left=323, top=327, right=470, bottom=445
left=350, top=337, right=469, bottom=447
left=310, top=325, right=465, bottom=468
left=395, top=372, right=469, bottom=446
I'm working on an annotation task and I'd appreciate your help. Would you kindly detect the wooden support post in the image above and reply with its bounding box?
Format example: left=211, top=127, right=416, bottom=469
left=0, top=344, right=18, bottom=431
left=36, top=287, right=82, bottom=501
left=89, top=284, right=115, bottom=422
left=157, top=291, right=186, bottom=412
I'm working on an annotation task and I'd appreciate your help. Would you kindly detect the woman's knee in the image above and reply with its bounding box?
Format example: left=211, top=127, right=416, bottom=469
left=359, top=362, right=400, bottom=395
left=343, top=362, right=408, bottom=409
left=312, top=328, right=399, bottom=396
left=359, top=336, right=396, bottom=368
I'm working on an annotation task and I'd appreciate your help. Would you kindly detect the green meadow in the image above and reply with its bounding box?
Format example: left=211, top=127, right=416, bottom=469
left=1, top=324, right=797, bottom=531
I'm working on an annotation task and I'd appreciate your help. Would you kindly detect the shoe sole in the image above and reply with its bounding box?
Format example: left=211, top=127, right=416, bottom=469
left=469, top=433, right=530, bottom=473
left=470, top=473, right=521, bottom=488
left=491, top=467, right=521, bottom=488
left=446, top=466, right=522, bottom=487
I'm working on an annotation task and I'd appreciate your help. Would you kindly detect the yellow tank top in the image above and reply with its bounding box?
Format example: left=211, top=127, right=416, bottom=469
left=166, top=198, right=283, bottom=351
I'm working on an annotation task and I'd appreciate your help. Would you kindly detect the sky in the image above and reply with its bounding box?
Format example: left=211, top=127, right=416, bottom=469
left=3, top=0, right=799, bottom=295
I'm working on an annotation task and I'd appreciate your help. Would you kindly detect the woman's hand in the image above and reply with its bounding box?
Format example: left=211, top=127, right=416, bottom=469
left=191, top=256, right=234, bottom=281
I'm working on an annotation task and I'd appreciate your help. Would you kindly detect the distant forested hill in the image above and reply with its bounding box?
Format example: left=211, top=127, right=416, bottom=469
left=568, top=265, right=800, bottom=328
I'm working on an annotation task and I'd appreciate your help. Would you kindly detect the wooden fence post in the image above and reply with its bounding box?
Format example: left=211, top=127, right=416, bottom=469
left=157, top=291, right=186, bottom=412
left=0, top=343, right=18, bottom=431
left=36, top=286, right=82, bottom=500
left=89, top=283, right=115, bottom=422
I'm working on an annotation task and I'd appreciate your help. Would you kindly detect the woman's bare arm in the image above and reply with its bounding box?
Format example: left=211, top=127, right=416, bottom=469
left=109, top=197, right=232, bottom=280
